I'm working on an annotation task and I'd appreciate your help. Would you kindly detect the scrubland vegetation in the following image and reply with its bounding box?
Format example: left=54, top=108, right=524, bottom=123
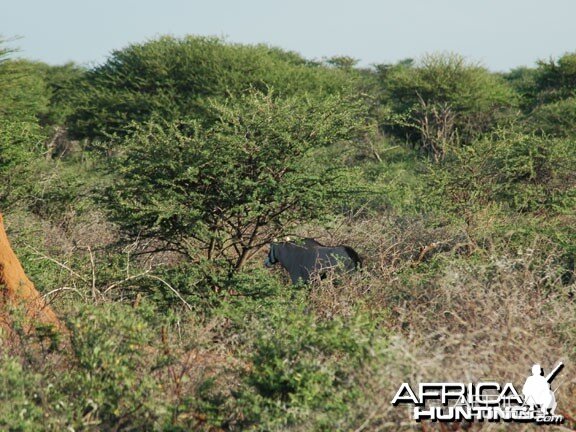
left=0, top=35, right=574, bottom=431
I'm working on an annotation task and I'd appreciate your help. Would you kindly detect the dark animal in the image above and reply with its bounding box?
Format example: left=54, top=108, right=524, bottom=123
left=264, top=237, right=361, bottom=284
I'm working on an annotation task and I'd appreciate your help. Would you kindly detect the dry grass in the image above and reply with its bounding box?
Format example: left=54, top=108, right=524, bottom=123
left=300, top=215, right=576, bottom=431
left=3, top=207, right=574, bottom=431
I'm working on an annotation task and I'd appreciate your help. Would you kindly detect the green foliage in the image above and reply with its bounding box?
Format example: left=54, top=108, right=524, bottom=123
left=324, top=55, right=359, bottom=70
left=503, top=66, right=539, bottom=111
left=432, top=129, right=576, bottom=213
left=0, top=118, right=47, bottom=209
left=31, top=61, right=86, bottom=125
left=67, top=303, right=164, bottom=429
left=0, top=303, right=167, bottom=431
left=508, top=52, right=576, bottom=139
left=379, top=53, right=517, bottom=159
left=0, top=56, right=85, bottom=125
left=533, top=51, right=576, bottom=105
left=0, top=355, right=67, bottom=431
left=104, top=89, right=368, bottom=271
left=240, top=312, right=380, bottom=429
left=67, top=35, right=356, bottom=140
left=0, top=59, right=50, bottom=121
left=0, top=356, right=43, bottom=431
left=312, top=135, right=432, bottom=215
left=525, top=96, right=576, bottom=137
left=203, top=290, right=389, bottom=431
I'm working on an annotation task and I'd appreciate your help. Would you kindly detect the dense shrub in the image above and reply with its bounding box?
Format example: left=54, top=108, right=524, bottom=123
left=0, top=302, right=168, bottom=431
left=67, top=36, right=358, bottom=140
left=525, top=96, right=576, bottom=137
left=432, top=129, right=576, bottom=213
left=185, top=286, right=391, bottom=431
left=103, top=89, right=368, bottom=271
left=0, top=59, right=50, bottom=121
left=67, top=303, right=165, bottom=429
left=532, top=51, right=576, bottom=105
left=238, top=308, right=386, bottom=429
left=503, top=66, right=539, bottom=111
left=32, top=61, right=86, bottom=125
left=0, top=118, right=47, bottom=209
left=378, top=53, right=517, bottom=159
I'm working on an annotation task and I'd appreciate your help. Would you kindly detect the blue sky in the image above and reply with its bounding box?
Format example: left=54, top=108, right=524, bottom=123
left=2, top=0, right=575, bottom=71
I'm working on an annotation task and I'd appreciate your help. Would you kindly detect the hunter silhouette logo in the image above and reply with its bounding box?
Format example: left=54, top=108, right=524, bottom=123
left=391, top=362, right=564, bottom=423
left=522, top=362, right=562, bottom=415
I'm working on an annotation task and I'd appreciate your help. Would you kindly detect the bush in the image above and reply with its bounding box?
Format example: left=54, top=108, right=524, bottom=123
left=504, top=66, right=539, bottom=111
left=533, top=51, right=576, bottom=105
left=378, top=53, right=517, bottom=159
left=0, top=118, right=47, bottom=210
left=103, top=89, right=368, bottom=272
left=0, top=58, right=50, bottom=121
left=66, top=303, right=165, bottom=429
left=30, top=61, right=86, bottom=126
left=204, top=290, right=390, bottom=431
left=432, top=129, right=576, bottom=213
left=0, top=302, right=168, bottom=431
left=67, top=35, right=357, bottom=141
left=0, top=355, right=63, bottom=430
left=526, top=96, right=576, bottom=137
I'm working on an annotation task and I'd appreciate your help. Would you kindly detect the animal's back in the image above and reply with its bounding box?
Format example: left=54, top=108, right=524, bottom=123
left=273, top=238, right=361, bottom=284
left=315, top=246, right=357, bottom=272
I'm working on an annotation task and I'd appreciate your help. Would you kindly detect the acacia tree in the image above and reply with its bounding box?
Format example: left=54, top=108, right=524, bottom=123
left=67, top=35, right=356, bottom=142
left=105, top=90, right=368, bottom=271
left=379, top=53, right=517, bottom=160
left=533, top=52, right=576, bottom=105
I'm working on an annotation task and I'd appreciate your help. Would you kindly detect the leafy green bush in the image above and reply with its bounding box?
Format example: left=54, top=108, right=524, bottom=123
left=0, top=58, right=50, bottom=121
left=378, top=53, right=517, bottom=159
left=67, top=35, right=357, bottom=140
left=66, top=303, right=165, bottom=429
left=0, top=118, right=47, bottom=209
left=533, top=51, right=576, bottom=105
left=0, top=302, right=169, bottom=431
left=432, top=129, right=576, bottom=213
left=509, top=52, right=576, bottom=112
left=0, top=355, right=63, bottom=431
left=103, top=89, right=368, bottom=272
left=28, top=61, right=86, bottom=126
left=503, top=66, right=539, bottom=111
left=205, top=290, right=389, bottom=431
left=526, top=96, right=576, bottom=137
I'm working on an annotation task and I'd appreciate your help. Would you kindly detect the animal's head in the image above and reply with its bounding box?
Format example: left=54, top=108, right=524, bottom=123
left=264, top=236, right=291, bottom=267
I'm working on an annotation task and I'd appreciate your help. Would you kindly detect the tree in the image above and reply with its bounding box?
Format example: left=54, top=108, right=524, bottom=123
left=27, top=61, right=86, bottom=125
left=104, top=90, right=368, bottom=272
left=67, top=36, right=356, bottom=141
left=0, top=118, right=46, bottom=209
left=526, top=97, right=576, bottom=138
left=0, top=55, right=50, bottom=121
left=533, top=52, right=576, bottom=105
left=0, top=40, right=49, bottom=209
left=433, top=129, right=576, bottom=214
left=503, top=66, right=539, bottom=112
left=379, top=53, right=517, bottom=160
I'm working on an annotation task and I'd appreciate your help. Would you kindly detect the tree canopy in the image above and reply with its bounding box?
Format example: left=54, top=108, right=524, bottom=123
left=67, top=36, right=359, bottom=141
left=104, top=90, right=368, bottom=271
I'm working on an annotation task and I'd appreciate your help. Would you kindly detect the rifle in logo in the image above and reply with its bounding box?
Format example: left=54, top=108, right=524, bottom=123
left=546, top=361, right=564, bottom=383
